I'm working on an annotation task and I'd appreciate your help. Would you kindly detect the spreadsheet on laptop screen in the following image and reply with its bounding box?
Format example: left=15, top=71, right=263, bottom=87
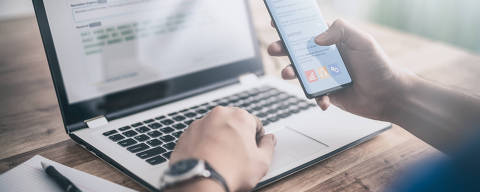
left=43, top=0, right=256, bottom=104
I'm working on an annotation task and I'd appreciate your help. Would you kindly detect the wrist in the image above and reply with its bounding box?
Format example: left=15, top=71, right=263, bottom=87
left=382, top=71, right=419, bottom=124
left=202, top=157, right=239, bottom=192
left=165, top=178, right=224, bottom=192
left=162, top=158, right=231, bottom=192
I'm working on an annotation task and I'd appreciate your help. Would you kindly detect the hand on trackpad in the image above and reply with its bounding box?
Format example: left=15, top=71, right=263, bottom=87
left=268, top=126, right=329, bottom=171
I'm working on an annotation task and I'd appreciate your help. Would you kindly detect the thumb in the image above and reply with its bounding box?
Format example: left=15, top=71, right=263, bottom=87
left=258, top=134, right=276, bottom=163
left=315, top=19, right=349, bottom=46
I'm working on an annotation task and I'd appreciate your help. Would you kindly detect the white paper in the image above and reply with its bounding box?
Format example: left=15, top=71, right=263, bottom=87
left=0, top=155, right=137, bottom=192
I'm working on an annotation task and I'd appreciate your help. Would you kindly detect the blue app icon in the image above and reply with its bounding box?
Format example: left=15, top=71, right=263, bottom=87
left=327, top=64, right=342, bottom=76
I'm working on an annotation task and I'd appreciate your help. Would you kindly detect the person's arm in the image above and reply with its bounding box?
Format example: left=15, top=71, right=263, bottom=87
left=268, top=19, right=480, bottom=154
left=166, top=179, right=224, bottom=192
left=166, top=106, right=276, bottom=192
left=387, top=76, right=480, bottom=153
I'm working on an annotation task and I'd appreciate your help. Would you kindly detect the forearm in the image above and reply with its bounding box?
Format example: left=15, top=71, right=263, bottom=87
left=386, top=75, right=480, bottom=154
left=165, top=179, right=224, bottom=192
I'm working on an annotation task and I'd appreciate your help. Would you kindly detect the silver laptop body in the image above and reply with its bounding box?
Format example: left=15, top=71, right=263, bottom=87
left=32, top=0, right=391, bottom=190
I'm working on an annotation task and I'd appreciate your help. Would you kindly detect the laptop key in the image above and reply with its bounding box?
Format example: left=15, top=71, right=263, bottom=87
left=127, top=143, right=149, bottom=153
left=184, top=112, right=197, bottom=118
left=118, top=138, right=137, bottom=147
left=123, top=130, right=138, bottom=137
left=172, top=123, right=186, bottom=130
left=276, top=103, right=286, bottom=110
left=184, top=120, right=194, bottom=125
left=173, top=115, right=186, bottom=121
left=163, top=142, right=176, bottom=151
left=146, top=155, right=167, bottom=165
left=172, top=131, right=183, bottom=138
left=239, top=103, right=250, bottom=108
left=109, top=134, right=125, bottom=141
left=103, top=130, right=118, bottom=136
left=135, top=126, right=150, bottom=133
left=131, top=122, right=143, bottom=127
left=168, top=112, right=178, bottom=116
left=161, top=119, right=174, bottom=125
left=196, top=109, right=207, bottom=114
left=299, top=102, right=310, bottom=110
left=136, top=147, right=167, bottom=159
left=262, top=102, right=274, bottom=108
left=160, top=127, right=175, bottom=134
left=268, top=116, right=279, bottom=123
left=259, top=86, right=272, bottom=92
left=256, top=112, right=267, bottom=118
left=134, top=134, right=150, bottom=142
left=147, top=139, right=163, bottom=146
left=289, top=108, right=300, bottom=114
left=267, top=109, right=277, bottom=114
left=155, top=116, right=166, bottom=120
left=143, top=119, right=155, bottom=124
left=278, top=93, right=290, bottom=100
left=262, top=120, right=270, bottom=126
left=147, top=130, right=162, bottom=137
left=159, top=135, right=175, bottom=142
left=119, top=126, right=131, bottom=131
left=278, top=112, right=291, bottom=119
left=288, top=98, right=302, bottom=105
left=148, top=122, right=162, bottom=129
left=162, top=151, right=172, bottom=159
left=252, top=106, right=262, bottom=112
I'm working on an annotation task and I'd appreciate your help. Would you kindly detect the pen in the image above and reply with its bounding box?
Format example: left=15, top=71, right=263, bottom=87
left=41, top=161, right=82, bottom=192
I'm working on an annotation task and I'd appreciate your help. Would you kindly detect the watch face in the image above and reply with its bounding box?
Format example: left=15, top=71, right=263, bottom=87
left=169, top=159, right=199, bottom=176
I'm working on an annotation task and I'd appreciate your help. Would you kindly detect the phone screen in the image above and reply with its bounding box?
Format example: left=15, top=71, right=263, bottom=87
left=264, top=0, right=352, bottom=98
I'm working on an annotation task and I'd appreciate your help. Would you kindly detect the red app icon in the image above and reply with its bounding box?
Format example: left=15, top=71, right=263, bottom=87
left=305, top=70, right=318, bottom=83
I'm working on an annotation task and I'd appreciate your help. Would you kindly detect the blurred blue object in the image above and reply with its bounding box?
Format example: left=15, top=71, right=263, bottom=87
left=388, top=128, right=480, bottom=192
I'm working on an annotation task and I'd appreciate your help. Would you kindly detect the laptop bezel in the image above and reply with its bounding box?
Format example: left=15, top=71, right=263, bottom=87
left=32, top=0, right=264, bottom=132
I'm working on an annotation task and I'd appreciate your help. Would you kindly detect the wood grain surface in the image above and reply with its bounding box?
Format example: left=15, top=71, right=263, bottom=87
left=1, top=1, right=479, bottom=191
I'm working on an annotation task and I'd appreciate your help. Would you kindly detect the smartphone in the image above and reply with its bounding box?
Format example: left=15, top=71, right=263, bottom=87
left=264, top=0, right=353, bottom=99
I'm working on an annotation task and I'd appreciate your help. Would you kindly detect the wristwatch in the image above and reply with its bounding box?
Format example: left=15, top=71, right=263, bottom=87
left=159, top=158, right=230, bottom=192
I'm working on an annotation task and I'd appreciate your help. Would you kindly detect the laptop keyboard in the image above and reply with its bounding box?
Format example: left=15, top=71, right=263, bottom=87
left=102, top=86, right=316, bottom=165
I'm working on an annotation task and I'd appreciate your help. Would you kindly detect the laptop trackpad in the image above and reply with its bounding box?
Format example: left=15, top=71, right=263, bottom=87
left=269, top=127, right=329, bottom=171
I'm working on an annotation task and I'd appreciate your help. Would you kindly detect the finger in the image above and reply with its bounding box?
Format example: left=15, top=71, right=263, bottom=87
left=315, top=95, right=331, bottom=111
left=281, top=65, right=297, bottom=80
left=327, top=88, right=353, bottom=110
left=257, top=134, right=276, bottom=163
left=267, top=41, right=287, bottom=56
left=204, top=106, right=229, bottom=122
left=254, top=116, right=265, bottom=144
left=315, top=19, right=348, bottom=46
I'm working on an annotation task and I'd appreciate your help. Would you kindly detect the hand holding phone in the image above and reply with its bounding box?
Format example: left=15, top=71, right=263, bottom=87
left=264, top=0, right=353, bottom=99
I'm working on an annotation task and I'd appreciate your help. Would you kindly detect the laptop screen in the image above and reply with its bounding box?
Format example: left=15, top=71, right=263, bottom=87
left=43, top=0, right=256, bottom=104
left=35, top=0, right=263, bottom=128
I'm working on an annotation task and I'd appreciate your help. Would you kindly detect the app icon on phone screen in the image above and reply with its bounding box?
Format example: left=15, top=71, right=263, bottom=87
left=264, top=0, right=353, bottom=98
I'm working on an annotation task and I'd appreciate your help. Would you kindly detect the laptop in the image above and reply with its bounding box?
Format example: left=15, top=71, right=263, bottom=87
left=32, top=0, right=391, bottom=191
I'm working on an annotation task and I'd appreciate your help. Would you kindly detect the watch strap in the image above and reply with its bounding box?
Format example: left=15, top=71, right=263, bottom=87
left=204, top=161, right=230, bottom=192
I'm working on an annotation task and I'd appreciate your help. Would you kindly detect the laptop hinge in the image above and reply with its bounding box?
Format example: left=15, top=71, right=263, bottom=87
left=239, top=73, right=259, bottom=85
left=84, top=115, right=108, bottom=128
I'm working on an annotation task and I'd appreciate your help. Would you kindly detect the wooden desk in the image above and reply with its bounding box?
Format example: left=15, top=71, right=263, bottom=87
left=1, top=1, right=480, bottom=191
